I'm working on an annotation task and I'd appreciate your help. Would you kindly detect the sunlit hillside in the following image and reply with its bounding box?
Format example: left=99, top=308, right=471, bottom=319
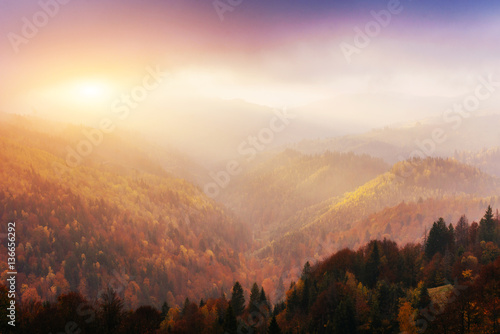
left=0, top=115, right=251, bottom=307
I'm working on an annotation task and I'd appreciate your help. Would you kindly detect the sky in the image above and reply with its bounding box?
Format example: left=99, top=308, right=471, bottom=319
left=1, top=0, right=499, bottom=128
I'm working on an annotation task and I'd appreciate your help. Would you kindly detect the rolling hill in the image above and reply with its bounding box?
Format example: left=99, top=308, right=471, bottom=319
left=255, top=157, right=500, bottom=272
left=0, top=114, right=251, bottom=308
left=218, top=149, right=389, bottom=243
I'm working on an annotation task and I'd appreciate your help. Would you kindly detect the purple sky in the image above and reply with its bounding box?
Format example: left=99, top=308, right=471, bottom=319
left=1, top=0, right=499, bottom=123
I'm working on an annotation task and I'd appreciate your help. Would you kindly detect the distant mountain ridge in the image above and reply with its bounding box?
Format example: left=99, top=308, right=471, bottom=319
left=255, top=157, right=500, bottom=271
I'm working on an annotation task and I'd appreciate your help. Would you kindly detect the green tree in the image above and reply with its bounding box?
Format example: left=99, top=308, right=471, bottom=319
left=99, top=287, right=124, bottom=334
left=259, top=287, right=270, bottom=317
left=455, top=215, right=469, bottom=250
left=447, top=223, right=456, bottom=253
left=416, top=284, right=431, bottom=310
left=301, top=261, right=312, bottom=280
left=365, top=241, right=381, bottom=288
left=224, top=305, right=238, bottom=334
left=425, top=218, right=449, bottom=259
left=479, top=206, right=495, bottom=242
left=268, top=315, right=281, bottom=334
left=230, top=281, right=245, bottom=317
left=333, top=298, right=357, bottom=334
left=249, top=282, right=261, bottom=314
left=160, top=301, right=170, bottom=319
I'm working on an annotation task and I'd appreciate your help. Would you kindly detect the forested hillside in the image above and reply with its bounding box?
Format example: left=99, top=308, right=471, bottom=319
left=256, top=158, right=500, bottom=274
left=0, top=115, right=251, bottom=308
left=219, top=149, right=388, bottom=242
left=4, top=207, right=498, bottom=334
left=455, top=147, right=500, bottom=178
left=1, top=113, right=499, bottom=334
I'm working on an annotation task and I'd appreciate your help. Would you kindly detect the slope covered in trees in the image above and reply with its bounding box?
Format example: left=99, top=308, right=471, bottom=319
left=454, top=146, right=500, bottom=178
left=219, top=149, right=388, bottom=242
left=273, top=206, right=500, bottom=333
left=0, top=114, right=251, bottom=308
left=4, top=207, right=498, bottom=333
left=256, top=158, right=500, bottom=274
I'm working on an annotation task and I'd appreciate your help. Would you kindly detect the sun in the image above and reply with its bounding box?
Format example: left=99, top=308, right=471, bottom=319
left=73, top=80, right=113, bottom=100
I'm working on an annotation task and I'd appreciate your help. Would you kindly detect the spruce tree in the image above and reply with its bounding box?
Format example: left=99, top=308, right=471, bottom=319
left=333, top=298, right=357, bottom=334
left=455, top=215, right=469, bottom=249
left=249, top=282, right=261, bottom=314
left=479, top=206, right=495, bottom=242
left=268, top=315, right=281, bottom=334
left=425, top=218, right=449, bottom=258
left=224, top=305, right=238, bottom=334
left=365, top=241, right=381, bottom=288
left=230, top=281, right=245, bottom=317
left=417, top=284, right=431, bottom=309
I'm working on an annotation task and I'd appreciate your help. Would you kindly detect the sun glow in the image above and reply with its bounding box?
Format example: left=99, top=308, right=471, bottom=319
left=19, top=78, right=123, bottom=121
left=71, top=80, right=115, bottom=101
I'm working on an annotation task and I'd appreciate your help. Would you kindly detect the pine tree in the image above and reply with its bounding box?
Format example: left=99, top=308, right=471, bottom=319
left=181, top=297, right=190, bottom=315
left=425, top=218, right=449, bottom=259
left=333, top=298, right=357, bottom=334
left=249, top=282, right=261, bottom=314
left=365, top=241, right=381, bottom=288
left=301, top=261, right=312, bottom=280
left=301, top=278, right=311, bottom=311
left=160, top=301, right=170, bottom=319
left=285, top=288, right=299, bottom=320
left=224, top=305, right=238, bottom=334
left=99, top=287, right=124, bottom=334
left=268, top=315, right=281, bottom=334
left=455, top=215, right=469, bottom=250
left=259, top=287, right=270, bottom=314
left=447, top=223, right=456, bottom=254
left=479, top=206, right=495, bottom=242
left=230, top=281, right=245, bottom=317
left=416, top=284, right=431, bottom=309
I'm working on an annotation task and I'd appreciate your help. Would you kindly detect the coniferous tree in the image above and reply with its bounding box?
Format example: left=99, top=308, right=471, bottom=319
left=259, top=287, right=270, bottom=315
left=285, top=288, right=300, bottom=320
left=301, top=278, right=311, bottom=311
left=425, top=218, right=449, bottom=259
left=99, top=287, right=124, bottom=334
left=333, top=298, right=357, bottom=334
left=230, top=281, right=245, bottom=317
left=301, top=261, right=312, bottom=280
left=455, top=215, right=469, bottom=250
left=181, top=297, right=190, bottom=315
left=447, top=223, right=456, bottom=253
left=224, top=305, right=238, bottom=334
left=366, top=241, right=381, bottom=288
left=268, top=315, right=281, bottom=334
left=161, top=301, right=170, bottom=319
left=416, top=284, right=431, bottom=310
left=249, top=282, right=261, bottom=314
left=479, top=206, right=495, bottom=242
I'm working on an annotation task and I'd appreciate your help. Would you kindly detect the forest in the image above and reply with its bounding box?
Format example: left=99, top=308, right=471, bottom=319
left=1, top=206, right=499, bottom=333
